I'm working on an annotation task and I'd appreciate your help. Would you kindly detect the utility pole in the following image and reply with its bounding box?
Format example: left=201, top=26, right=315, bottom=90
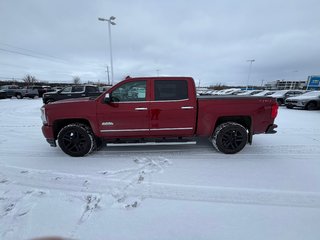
left=106, top=66, right=110, bottom=85
left=98, top=16, right=116, bottom=85
left=246, top=59, right=255, bottom=90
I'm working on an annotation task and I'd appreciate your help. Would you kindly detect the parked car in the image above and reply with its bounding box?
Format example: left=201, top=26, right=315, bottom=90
left=252, top=90, right=276, bottom=96
left=42, top=85, right=102, bottom=104
left=0, top=85, right=19, bottom=98
left=41, top=76, right=278, bottom=157
left=0, top=89, right=7, bottom=99
left=268, top=90, right=305, bottom=105
left=285, top=91, right=320, bottom=110
left=215, top=88, right=243, bottom=95
left=0, top=85, right=38, bottom=99
left=29, top=86, right=54, bottom=97
left=237, top=90, right=263, bottom=96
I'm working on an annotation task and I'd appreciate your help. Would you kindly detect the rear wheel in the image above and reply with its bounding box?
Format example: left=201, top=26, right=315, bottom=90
left=212, top=122, right=248, bottom=154
left=57, top=123, right=96, bottom=157
left=306, top=102, right=317, bottom=110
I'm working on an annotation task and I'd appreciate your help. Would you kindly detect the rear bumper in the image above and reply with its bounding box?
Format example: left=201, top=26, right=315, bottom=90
left=266, top=124, right=278, bottom=134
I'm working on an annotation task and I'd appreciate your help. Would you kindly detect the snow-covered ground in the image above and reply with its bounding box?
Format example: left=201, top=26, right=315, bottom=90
left=0, top=98, right=320, bottom=240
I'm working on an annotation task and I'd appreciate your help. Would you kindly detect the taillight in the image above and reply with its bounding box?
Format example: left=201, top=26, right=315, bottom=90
left=271, top=103, right=278, bottom=118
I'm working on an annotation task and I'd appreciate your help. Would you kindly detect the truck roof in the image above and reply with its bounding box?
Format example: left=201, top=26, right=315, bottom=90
left=125, top=76, right=193, bottom=81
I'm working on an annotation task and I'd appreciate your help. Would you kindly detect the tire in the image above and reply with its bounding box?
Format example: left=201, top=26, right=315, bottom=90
left=212, top=122, right=248, bottom=154
left=16, top=93, right=23, bottom=99
left=277, top=99, right=284, bottom=105
left=286, top=105, right=294, bottom=109
left=57, top=123, right=96, bottom=157
left=306, top=102, right=317, bottom=110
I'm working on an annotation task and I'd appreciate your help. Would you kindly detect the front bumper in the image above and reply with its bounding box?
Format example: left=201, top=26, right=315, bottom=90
left=266, top=124, right=278, bottom=134
left=46, top=138, right=57, bottom=147
left=285, top=101, right=304, bottom=107
left=42, top=125, right=56, bottom=147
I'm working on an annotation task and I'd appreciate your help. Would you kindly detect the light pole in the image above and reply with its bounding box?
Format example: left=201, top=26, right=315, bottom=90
left=98, top=16, right=116, bottom=85
left=246, top=59, right=255, bottom=90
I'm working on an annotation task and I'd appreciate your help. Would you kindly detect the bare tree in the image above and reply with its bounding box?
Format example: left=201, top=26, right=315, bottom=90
left=72, top=76, right=81, bottom=85
left=23, top=74, right=37, bottom=85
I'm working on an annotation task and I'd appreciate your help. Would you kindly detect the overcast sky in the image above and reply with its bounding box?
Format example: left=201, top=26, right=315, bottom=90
left=1, top=0, right=320, bottom=86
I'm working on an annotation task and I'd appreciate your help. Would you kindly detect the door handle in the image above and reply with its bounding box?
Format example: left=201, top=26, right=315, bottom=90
left=181, top=106, right=194, bottom=109
left=135, top=107, right=148, bottom=111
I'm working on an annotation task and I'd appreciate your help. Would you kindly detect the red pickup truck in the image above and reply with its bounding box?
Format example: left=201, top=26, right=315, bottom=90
left=41, top=76, right=278, bottom=157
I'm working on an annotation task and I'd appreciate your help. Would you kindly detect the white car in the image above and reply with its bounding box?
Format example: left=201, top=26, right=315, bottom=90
left=252, top=90, right=276, bottom=96
left=285, top=91, right=320, bottom=110
left=268, top=90, right=305, bottom=105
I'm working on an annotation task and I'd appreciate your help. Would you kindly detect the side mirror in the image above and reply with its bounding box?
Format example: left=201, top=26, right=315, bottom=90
left=104, top=93, right=111, bottom=103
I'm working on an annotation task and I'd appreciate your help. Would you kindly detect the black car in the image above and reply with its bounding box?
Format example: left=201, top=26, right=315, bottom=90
left=0, top=89, right=7, bottom=99
left=42, top=85, right=101, bottom=104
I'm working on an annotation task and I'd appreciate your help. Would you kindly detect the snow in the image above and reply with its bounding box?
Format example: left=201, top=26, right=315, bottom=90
left=1, top=98, right=320, bottom=240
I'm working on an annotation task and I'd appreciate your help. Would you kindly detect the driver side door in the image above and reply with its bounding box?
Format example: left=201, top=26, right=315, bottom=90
left=97, top=80, right=150, bottom=137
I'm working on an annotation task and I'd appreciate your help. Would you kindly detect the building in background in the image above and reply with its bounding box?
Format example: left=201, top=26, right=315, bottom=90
left=306, top=75, right=320, bottom=90
left=265, top=80, right=307, bottom=90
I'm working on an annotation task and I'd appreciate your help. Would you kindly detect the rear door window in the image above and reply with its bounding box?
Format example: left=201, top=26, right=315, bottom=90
left=154, top=80, right=188, bottom=101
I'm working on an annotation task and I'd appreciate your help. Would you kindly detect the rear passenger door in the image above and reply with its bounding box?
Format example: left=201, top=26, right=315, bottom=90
left=149, top=79, right=197, bottom=137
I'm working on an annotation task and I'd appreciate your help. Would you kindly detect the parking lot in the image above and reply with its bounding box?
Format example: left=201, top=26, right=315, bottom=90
left=0, top=98, right=320, bottom=239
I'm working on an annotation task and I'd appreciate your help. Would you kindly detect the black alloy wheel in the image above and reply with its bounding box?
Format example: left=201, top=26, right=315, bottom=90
left=57, top=123, right=96, bottom=157
left=212, top=122, right=248, bottom=154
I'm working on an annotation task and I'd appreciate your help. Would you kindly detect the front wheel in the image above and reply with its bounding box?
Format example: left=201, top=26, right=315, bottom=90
left=16, top=93, right=23, bottom=99
left=57, top=123, right=96, bottom=157
left=212, top=122, right=248, bottom=154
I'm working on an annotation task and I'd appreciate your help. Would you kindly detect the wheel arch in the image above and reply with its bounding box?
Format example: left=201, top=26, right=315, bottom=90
left=213, top=116, right=252, bottom=143
left=306, top=100, right=319, bottom=110
left=53, top=118, right=94, bottom=139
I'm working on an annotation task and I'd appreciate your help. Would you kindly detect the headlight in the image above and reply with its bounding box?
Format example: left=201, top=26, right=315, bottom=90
left=40, top=107, right=48, bottom=124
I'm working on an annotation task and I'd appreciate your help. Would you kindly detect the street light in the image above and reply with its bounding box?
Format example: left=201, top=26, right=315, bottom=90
left=98, top=16, right=116, bottom=85
left=246, top=59, right=255, bottom=90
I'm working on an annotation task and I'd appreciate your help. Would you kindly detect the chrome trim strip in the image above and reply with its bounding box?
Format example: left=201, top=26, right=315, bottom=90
left=150, top=127, right=193, bottom=131
left=100, top=127, right=193, bottom=133
left=100, top=129, right=149, bottom=133
left=149, top=99, right=189, bottom=103
left=181, top=106, right=194, bottom=109
left=108, top=99, right=190, bottom=104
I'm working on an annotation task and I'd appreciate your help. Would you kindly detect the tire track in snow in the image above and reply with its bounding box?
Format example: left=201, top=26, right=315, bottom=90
left=1, top=160, right=320, bottom=209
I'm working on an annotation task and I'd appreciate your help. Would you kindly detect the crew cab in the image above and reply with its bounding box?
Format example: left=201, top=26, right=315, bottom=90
left=42, top=85, right=101, bottom=104
left=41, top=76, right=278, bottom=157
